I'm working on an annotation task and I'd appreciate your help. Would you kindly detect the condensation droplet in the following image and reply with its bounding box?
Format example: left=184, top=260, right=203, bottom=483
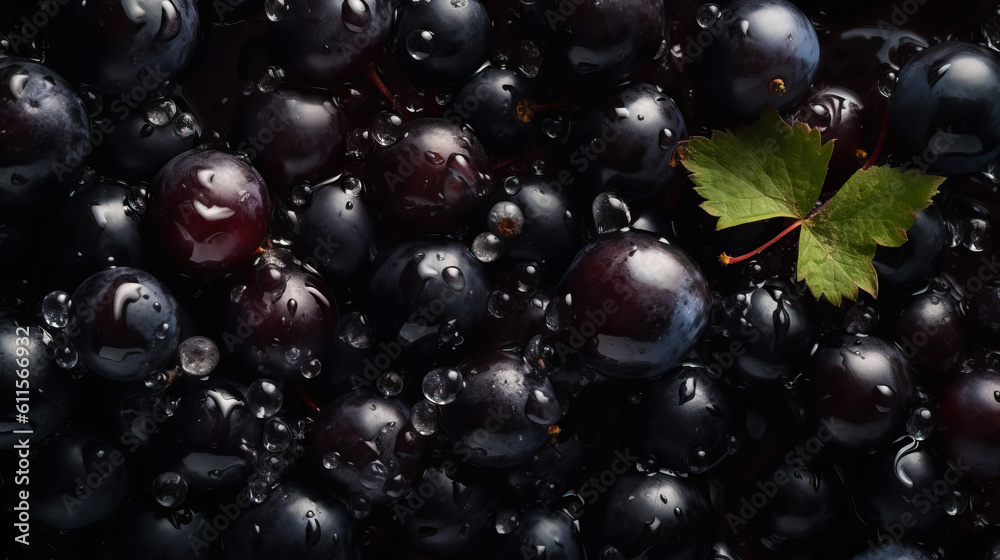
left=152, top=472, right=188, bottom=508
left=179, top=336, right=219, bottom=376
left=592, top=191, right=631, bottom=234
left=696, top=3, right=721, bottom=27
left=247, top=379, right=284, bottom=418
left=42, top=291, right=70, bottom=329
left=411, top=400, right=440, bottom=436
left=406, top=30, right=435, bottom=61
left=422, top=368, right=465, bottom=405
left=472, top=232, right=504, bottom=262
left=376, top=371, right=404, bottom=397
left=488, top=201, right=525, bottom=240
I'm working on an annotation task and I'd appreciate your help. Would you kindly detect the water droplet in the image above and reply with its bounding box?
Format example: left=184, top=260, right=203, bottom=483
left=525, top=388, right=561, bottom=424
left=906, top=407, right=934, bottom=440
left=943, top=489, right=967, bottom=516
left=42, top=291, right=70, bottom=328
left=496, top=510, right=518, bottom=534
left=376, top=371, right=404, bottom=397
left=161, top=115, right=192, bottom=145
left=126, top=185, right=149, bottom=215
left=504, top=176, right=522, bottom=195
left=600, top=545, right=626, bottom=560
left=55, top=344, right=78, bottom=369
left=247, top=379, right=283, bottom=419
left=442, top=266, right=467, bottom=291
left=284, top=347, right=301, bottom=364
left=962, top=218, right=991, bottom=252
left=406, top=30, right=435, bottom=61
left=873, top=384, right=896, bottom=413
left=488, top=201, right=525, bottom=240
left=346, top=129, right=372, bottom=158
left=265, top=0, right=287, bottom=22
left=300, top=358, right=322, bottom=379
left=291, top=182, right=313, bottom=206
left=372, top=112, right=405, bottom=146
left=152, top=472, right=188, bottom=508
left=264, top=417, right=293, bottom=452
left=154, top=322, right=171, bottom=339
left=342, top=0, right=371, bottom=32
left=517, top=40, right=542, bottom=78
left=177, top=336, right=219, bottom=377
left=695, top=3, right=721, bottom=27
left=339, top=312, right=373, bottom=349
left=658, top=128, right=676, bottom=150
left=323, top=451, right=342, bottom=469
left=877, top=70, right=897, bottom=97
left=471, top=232, right=504, bottom=262
left=143, top=97, right=178, bottom=126
left=247, top=477, right=271, bottom=504
left=488, top=289, right=514, bottom=318
left=422, top=367, right=465, bottom=405
left=844, top=303, right=878, bottom=335
left=592, top=191, right=631, bottom=234
left=411, top=400, right=440, bottom=436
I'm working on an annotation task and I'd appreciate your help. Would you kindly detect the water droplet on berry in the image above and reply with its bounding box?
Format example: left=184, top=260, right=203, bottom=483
left=406, top=30, right=435, bottom=61
left=265, top=0, right=288, bottom=22
left=42, top=291, right=70, bottom=328
left=441, top=266, right=467, bottom=291
left=411, top=400, right=440, bottom=435
left=372, top=112, right=405, bottom=146
left=488, top=201, right=525, bottom=239
left=525, top=388, right=561, bottom=424
left=179, top=336, right=219, bottom=376
left=342, top=0, right=371, bottom=32
left=695, top=3, right=721, bottom=27
left=152, top=472, right=188, bottom=508
left=471, top=232, right=504, bottom=262
left=300, top=358, right=322, bottom=379
left=264, top=417, right=293, bottom=452
left=376, top=372, right=404, bottom=397
left=349, top=494, right=373, bottom=519
left=422, top=367, right=464, bottom=405
left=592, top=191, right=631, bottom=234
left=247, top=379, right=283, bottom=418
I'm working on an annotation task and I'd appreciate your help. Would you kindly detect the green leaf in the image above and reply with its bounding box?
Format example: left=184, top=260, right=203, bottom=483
left=680, top=106, right=834, bottom=228
left=678, top=110, right=945, bottom=306
left=797, top=166, right=945, bottom=305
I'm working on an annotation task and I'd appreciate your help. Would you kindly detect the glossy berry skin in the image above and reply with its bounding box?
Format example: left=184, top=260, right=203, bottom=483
left=265, top=0, right=393, bottom=86
left=222, top=476, right=361, bottom=560
left=485, top=175, right=582, bottom=273
left=500, top=414, right=604, bottom=502
left=46, top=0, right=200, bottom=94
left=566, top=82, right=687, bottom=199
left=222, top=250, right=339, bottom=380
left=450, top=68, right=536, bottom=154
left=872, top=204, right=948, bottom=295
left=41, top=181, right=146, bottom=290
left=586, top=471, right=717, bottom=560
left=391, top=0, right=493, bottom=88
left=889, top=42, right=1000, bottom=175
left=307, top=389, right=426, bottom=509
left=106, top=501, right=224, bottom=560
left=364, top=237, right=489, bottom=357
left=0, top=315, right=73, bottom=448
left=694, top=0, right=820, bottom=119
left=521, top=0, right=665, bottom=85
left=628, top=365, right=733, bottom=474
left=712, top=281, right=816, bottom=385
left=852, top=438, right=945, bottom=535
left=67, top=267, right=182, bottom=382
left=792, top=87, right=875, bottom=190
left=441, top=349, right=559, bottom=468
left=938, top=369, right=1000, bottom=478
left=799, top=335, right=916, bottom=451
left=551, top=229, right=713, bottom=379
left=93, top=97, right=200, bottom=182
left=232, top=87, right=349, bottom=193
left=32, top=428, right=131, bottom=530
left=365, top=118, right=492, bottom=234
left=283, top=177, right=379, bottom=287
left=750, top=456, right=845, bottom=547
left=395, top=464, right=500, bottom=557
left=891, top=292, right=966, bottom=374
left=0, top=57, right=90, bottom=207
left=148, top=149, right=271, bottom=275
left=493, top=508, right=584, bottom=560
left=151, top=377, right=262, bottom=488
left=974, top=283, right=1000, bottom=338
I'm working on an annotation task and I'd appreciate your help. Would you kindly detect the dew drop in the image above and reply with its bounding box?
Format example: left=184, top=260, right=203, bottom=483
left=264, top=417, right=293, bottom=452
left=376, top=371, right=404, bottom=397
left=323, top=452, right=342, bottom=469
left=247, top=379, right=283, bottom=418
left=42, top=291, right=70, bottom=329
left=176, top=336, right=219, bottom=377
left=152, top=472, right=188, bottom=508
left=406, top=30, right=435, bottom=61
left=422, top=367, right=464, bottom=405
left=495, top=510, right=518, bottom=534
left=372, top=112, right=405, bottom=147
left=488, top=201, right=525, bottom=240
left=301, top=358, right=322, bottom=379
left=525, top=388, right=561, bottom=424
left=264, top=0, right=287, bottom=22
left=472, top=232, right=504, bottom=262
left=411, top=399, right=440, bottom=436
left=592, top=191, right=631, bottom=234
left=695, top=3, right=721, bottom=27
left=442, top=266, right=467, bottom=291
